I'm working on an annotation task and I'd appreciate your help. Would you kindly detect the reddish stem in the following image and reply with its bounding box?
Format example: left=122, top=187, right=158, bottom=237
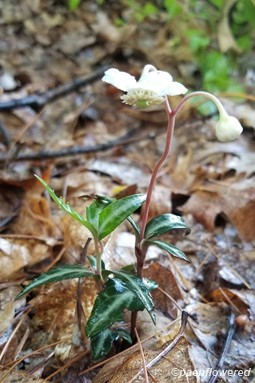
left=140, top=99, right=175, bottom=241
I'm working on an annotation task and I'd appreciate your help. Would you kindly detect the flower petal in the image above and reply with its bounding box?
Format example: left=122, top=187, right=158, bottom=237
left=215, top=115, right=243, bottom=142
left=162, top=81, right=188, bottom=96
left=102, top=68, right=137, bottom=92
left=137, top=70, right=174, bottom=94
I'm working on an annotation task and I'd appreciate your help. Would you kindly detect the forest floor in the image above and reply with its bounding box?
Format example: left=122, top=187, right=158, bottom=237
left=0, top=1, right=254, bottom=382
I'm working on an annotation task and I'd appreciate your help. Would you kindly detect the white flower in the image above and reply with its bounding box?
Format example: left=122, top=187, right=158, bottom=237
left=102, top=65, right=188, bottom=107
left=215, top=114, right=243, bottom=142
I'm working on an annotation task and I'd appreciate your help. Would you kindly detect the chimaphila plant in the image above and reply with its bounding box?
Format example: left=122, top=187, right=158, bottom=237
left=16, top=64, right=243, bottom=360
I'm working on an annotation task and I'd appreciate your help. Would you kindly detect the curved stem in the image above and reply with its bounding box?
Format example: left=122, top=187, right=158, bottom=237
left=140, top=99, right=175, bottom=241
left=173, top=91, right=228, bottom=118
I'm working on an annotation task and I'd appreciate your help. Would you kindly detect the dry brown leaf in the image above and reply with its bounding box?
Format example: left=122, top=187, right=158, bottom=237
left=181, top=178, right=255, bottom=241
left=217, top=0, right=241, bottom=53
left=205, top=288, right=250, bottom=315
left=94, top=337, right=196, bottom=383
left=144, top=262, right=183, bottom=320
left=27, top=278, right=96, bottom=360
left=186, top=302, right=228, bottom=352
left=0, top=238, right=51, bottom=280
left=0, top=368, right=45, bottom=383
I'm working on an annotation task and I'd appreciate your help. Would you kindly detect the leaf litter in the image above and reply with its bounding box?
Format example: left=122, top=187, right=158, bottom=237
left=0, top=0, right=254, bottom=382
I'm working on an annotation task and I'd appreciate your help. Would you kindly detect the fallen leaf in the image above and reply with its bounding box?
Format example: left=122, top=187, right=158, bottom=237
left=217, top=0, right=241, bottom=53
left=94, top=337, right=196, bottom=383
left=181, top=178, right=255, bottom=241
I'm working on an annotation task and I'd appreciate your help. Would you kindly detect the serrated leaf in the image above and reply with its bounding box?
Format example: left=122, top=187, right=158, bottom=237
left=86, top=199, right=110, bottom=230
left=109, top=270, right=157, bottom=324
left=35, top=175, right=97, bottom=237
left=144, top=213, right=190, bottom=239
left=16, top=265, right=96, bottom=299
left=147, top=240, right=190, bottom=262
left=86, top=278, right=144, bottom=337
left=90, top=328, right=132, bottom=360
left=98, top=194, right=146, bottom=240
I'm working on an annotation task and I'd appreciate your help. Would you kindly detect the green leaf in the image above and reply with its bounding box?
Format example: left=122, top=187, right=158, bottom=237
left=86, top=278, right=145, bottom=337
left=144, top=213, right=190, bottom=239
left=88, top=255, right=106, bottom=271
left=86, top=199, right=110, bottom=230
left=113, top=329, right=132, bottom=345
left=68, top=0, right=81, bottom=11
left=16, top=265, right=96, bottom=299
left=147, top=240, right=190, bottom=262
left=35, top=175, right=97, bottom=238
left=90, top=329, right=113, bottom=360
left=108, top=270, right=157, bottom=324
left=127, top=216, right=140, bottom=236
left=98, top=194, right=146, bottom=240
left=90, top=328, right=132, bottom=360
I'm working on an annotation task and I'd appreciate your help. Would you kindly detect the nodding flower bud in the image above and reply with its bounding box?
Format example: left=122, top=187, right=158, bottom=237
left=102, top=65, right=188, bottom=107
left=214, top=114, right=243, bottom=142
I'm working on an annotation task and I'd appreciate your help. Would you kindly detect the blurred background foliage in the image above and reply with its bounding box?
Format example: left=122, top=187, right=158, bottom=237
left=69, top=0, right=255, bottom=94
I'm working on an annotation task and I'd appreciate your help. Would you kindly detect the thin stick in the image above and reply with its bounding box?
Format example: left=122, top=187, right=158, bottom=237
left=128, top=311, right=188, bottom=383
left=79, top=334, right=154, bottom=375
left=0, top=126, right=139, bottom=163
left=134, top=328, right=149, bottom=383
left=207, top=312, right=236, bottom=383
left=43, top=350, right=89, bottom=381
left=0, top=310, right=29, bottom=363
left=0, top=67, right=107, bottom=111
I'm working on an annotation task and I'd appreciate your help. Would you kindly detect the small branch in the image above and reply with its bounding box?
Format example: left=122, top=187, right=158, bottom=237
left=129, top=311, right=188, bottom=383
left=134, top=328, right=149, bottom=383
left=207, top=312, right=236, bottom=383
left=0, top=127, right=139, bottom=163
left=0, top=66, right=107, bottom=111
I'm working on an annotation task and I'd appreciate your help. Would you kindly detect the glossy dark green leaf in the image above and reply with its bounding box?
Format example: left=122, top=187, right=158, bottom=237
left=16, top=265, right=96, bottom=299
left=113, top=329, right=132, bottom=345
left=98, top=194, right=146, bottom=240
left=147, top=240, right=190, bottom=262
left=127, top=216, right=140, bottom=236
left=108, top=270, right=157, bottom=324
left=90, top=328, right=132, bottom=360
left=85, top=278, right=144, bottom=337
left=90, top=329, right=113, bottom=360
left=35, top=175, right=97, bottom=237
left=144, top=213, right=190, bottom=239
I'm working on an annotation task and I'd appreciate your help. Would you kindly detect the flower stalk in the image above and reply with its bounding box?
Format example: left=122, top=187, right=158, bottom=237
left=103, top=64, right=243, bottom=340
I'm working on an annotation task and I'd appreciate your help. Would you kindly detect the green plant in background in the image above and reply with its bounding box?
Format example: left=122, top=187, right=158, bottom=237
left=67, top=0, right=81, bottom=11
left=16, top=64, right=243, bottom=360
left=123, top=0, right=255, bottom=93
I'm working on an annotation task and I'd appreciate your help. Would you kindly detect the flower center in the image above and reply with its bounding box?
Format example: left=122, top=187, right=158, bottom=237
left=120, top=88, right=164, bottom=107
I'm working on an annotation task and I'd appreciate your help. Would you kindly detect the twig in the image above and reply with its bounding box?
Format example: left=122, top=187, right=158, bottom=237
left=134, top=328, right=149, bottom=383
left=207, top=312, right=236, bottom=383
left=79, top=334, right=154, bottom=375
left=43, top=350, right=89, bottom=381
left=0, top=67, right=107, bottom=111
left=128, top=311, right=188, bottom=383
left=0, top=127, right=141, bottom=163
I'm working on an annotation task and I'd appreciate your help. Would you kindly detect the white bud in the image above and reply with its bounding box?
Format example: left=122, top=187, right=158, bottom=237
left=215, top=114, right=243, bottom=142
